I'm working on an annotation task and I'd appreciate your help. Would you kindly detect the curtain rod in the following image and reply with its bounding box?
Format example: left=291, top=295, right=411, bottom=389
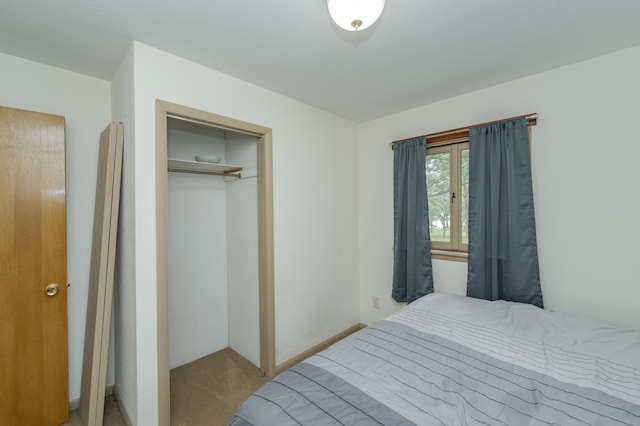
left=390, top=113, right=538, bottom=149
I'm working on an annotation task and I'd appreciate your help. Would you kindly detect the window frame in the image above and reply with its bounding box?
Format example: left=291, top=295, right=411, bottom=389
left=426, top=140, right=469, bottom=260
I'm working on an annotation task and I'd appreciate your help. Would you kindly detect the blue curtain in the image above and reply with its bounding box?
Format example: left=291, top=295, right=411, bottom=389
left=467, top=119, right=543, bottom=307
left=392, top=138, right=434, bottom=303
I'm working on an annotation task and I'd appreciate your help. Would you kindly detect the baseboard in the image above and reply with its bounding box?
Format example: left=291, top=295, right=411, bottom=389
left=68, top=384, right=114, bottom=412
left=275, top=323, right=365, bottom=375
left=68, top=398, right=80, bottom=412
left=113, top=385, right=134, bottom=426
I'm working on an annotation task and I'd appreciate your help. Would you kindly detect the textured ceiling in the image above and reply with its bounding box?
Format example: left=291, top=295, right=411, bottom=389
left=1, top=0, right=640, bottom=122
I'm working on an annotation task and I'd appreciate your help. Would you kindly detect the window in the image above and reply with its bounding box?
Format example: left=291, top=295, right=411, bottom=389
left=426, top=141, right=469, bottom=256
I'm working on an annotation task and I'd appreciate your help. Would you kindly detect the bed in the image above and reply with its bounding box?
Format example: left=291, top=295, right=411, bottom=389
left=229, top=293, right=640, bottom=425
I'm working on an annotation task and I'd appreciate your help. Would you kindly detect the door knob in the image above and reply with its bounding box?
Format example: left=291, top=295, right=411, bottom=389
left=45, top=283, right=59, bottom=297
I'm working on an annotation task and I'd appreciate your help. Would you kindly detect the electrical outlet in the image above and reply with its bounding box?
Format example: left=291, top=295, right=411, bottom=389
left=372, top=296, right=380, bottom=309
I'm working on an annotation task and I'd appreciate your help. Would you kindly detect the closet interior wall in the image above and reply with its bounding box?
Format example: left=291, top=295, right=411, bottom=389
left=167, top=118, right=259, bottom=369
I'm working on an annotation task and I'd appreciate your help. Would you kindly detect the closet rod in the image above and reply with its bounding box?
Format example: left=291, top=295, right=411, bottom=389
left=168, top=169, right=242, bottom=179
left=167, top=114, right=263, bottom=138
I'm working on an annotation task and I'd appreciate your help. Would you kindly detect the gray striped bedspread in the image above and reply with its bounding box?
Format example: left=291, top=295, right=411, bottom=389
left=229, top=293, right=640, bottom=425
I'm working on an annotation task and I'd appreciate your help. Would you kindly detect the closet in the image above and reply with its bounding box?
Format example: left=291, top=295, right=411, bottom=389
left=166, top=116, right=260, bottom=370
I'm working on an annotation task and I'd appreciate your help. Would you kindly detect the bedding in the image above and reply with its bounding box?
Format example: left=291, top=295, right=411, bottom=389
left=229, top=293, right=640, bottom=425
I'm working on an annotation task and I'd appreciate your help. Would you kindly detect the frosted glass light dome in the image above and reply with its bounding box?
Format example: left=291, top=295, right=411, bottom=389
left=327, top=0, right=386, bottom=31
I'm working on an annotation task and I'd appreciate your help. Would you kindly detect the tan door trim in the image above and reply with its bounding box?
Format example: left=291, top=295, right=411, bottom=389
left=155, top=100, right=275, bottom=425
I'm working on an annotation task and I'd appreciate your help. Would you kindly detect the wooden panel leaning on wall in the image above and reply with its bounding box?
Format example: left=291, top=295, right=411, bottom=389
left=81, top=122, right=124, bottom=426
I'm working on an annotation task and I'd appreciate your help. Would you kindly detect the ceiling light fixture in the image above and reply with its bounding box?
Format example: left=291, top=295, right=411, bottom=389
left=327, top=0, right=386, bottom=31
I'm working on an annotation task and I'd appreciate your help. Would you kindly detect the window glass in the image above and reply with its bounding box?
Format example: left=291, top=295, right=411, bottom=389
left=426, top=151, right=450, bottom=243
left=460, top=148, right=469, bottom=245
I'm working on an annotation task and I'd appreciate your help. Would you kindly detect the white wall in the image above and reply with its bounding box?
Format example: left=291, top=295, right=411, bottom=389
left=358, top=45, right=640, bottom=330
left=110, top=46, right=137, bottom=421
left=0, top=53, right=113, bottom=403
left=167, top=122, right=229, bottom=368
left=124, top=41, right=360, bottom=423
left=226, top=134, right=260, bottom=366
left=167, top=123, right=260, bottom=369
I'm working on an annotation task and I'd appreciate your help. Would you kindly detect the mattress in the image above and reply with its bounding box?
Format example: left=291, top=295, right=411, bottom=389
left=229, top=293, right=640, bottom=425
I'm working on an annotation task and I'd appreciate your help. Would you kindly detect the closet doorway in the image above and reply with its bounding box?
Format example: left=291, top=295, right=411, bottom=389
left=155, top=100, right=275, bottom=424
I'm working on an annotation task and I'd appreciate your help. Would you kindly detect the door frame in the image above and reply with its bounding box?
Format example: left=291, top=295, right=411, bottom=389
left=155, top=100, right=275, bottom=423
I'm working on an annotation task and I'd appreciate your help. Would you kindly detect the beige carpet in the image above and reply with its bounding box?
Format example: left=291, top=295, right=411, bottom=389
left=65, top=348, right=268, bottom=426
left=170, top=348, right=269, bottom=426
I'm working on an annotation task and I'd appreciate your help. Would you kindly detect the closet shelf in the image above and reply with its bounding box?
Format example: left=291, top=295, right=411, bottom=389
left=168, top=159, right=243, bottom=177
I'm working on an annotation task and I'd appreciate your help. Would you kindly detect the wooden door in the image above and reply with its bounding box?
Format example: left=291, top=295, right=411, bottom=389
left=0, top=106, right=68, bottom=425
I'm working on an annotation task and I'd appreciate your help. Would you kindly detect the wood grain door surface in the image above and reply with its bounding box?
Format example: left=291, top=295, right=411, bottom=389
left=0, top=106, right=68, bottom=425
